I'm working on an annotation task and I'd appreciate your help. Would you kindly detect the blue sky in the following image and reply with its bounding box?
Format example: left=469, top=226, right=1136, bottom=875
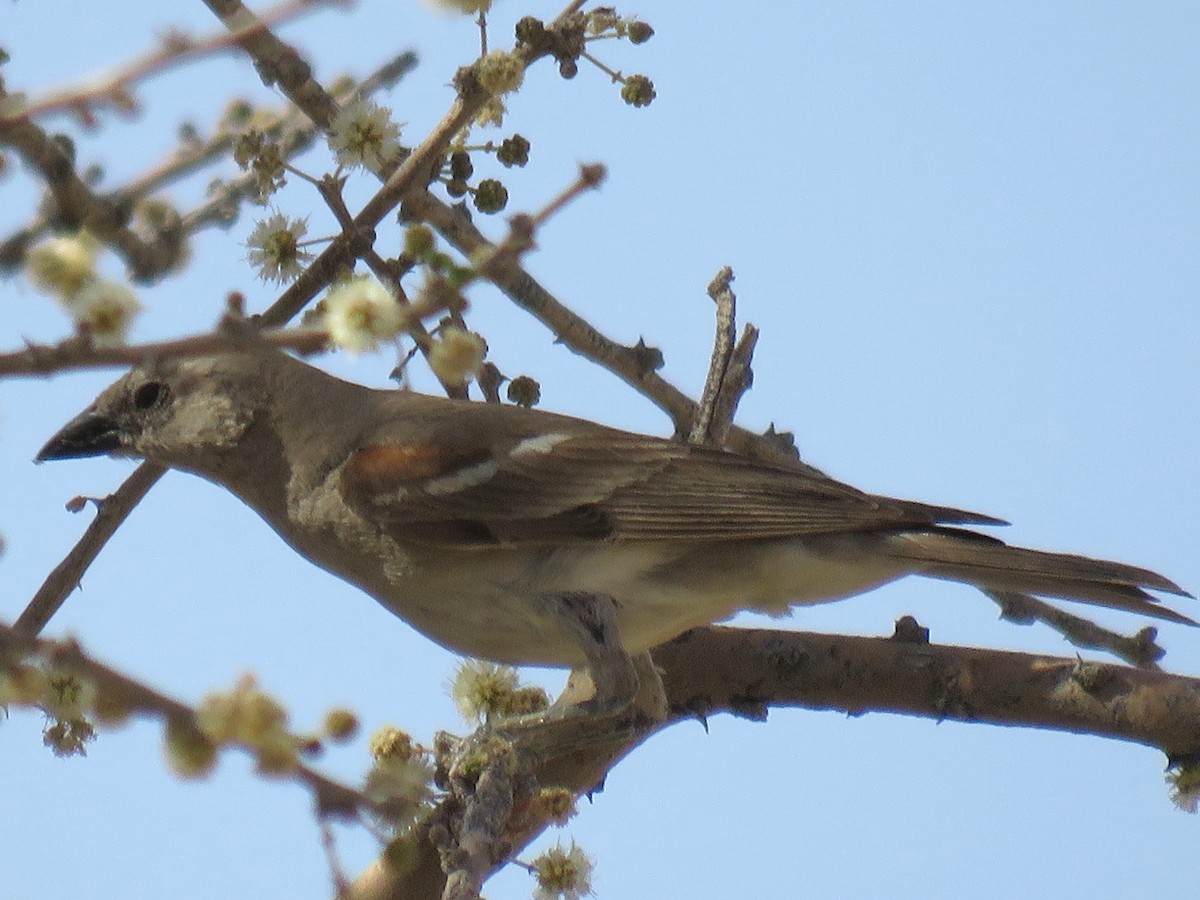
left=2, top=2, right=1198, bottom=898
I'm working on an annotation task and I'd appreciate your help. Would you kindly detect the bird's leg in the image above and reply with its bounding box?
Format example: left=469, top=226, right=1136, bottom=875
left=558, top=653, right=668, bottom=721
left=544, top=590, right=640, bottom=718
left=491, top=592, right=667, bottom=758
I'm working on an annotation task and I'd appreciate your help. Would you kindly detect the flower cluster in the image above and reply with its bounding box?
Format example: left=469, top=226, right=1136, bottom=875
left=194, top=674, right=298, bottom=775
left=532, top=842, right=595, bottom=900
left=232, top=128, right=287, bottom=202
left=245, top=212, right=313, bottom=284
left=532, top=787, right=579, bottom=827
left=450, top=659, right=549, bottom=723
left=428, top=326, right=487, bottom=387
left=1, top=659, right=125, bottom=758
left=1168, top=762, right=1200, bottom=813
left=586, top=9, right=654, bottom=44
left=476, top=50, right=525, bottom=96
left=364, top=726, right=436, bottom=830
left=25, top=232, right=141, bottom=345
left=322, top=275, right=406, bottom=353
left=620, top=74, right=656, bottom=108
left=328, top=99, right=403, bottom=174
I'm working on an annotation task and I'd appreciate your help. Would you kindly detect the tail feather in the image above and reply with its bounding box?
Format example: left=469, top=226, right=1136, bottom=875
left=883, top=530, right=1196, bottom=626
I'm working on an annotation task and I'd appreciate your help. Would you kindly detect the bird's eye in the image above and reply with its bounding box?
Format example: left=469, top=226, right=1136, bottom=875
left=133, top=381, right=167, bottom=410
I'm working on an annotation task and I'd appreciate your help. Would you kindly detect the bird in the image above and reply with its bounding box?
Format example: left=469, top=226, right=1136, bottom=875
left=38, top=346, right=1192, bottom=710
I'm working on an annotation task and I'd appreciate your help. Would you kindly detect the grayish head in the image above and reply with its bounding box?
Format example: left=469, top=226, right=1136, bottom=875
left=36, top=353, right=267, bottom=470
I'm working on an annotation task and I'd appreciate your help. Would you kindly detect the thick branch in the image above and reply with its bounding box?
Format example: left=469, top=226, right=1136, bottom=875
left=654, top=625, right=1200, bottom=757
left=349, top=623, right=1200, bottom=899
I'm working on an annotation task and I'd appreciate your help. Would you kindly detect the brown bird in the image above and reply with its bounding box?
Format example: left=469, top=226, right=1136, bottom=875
left=39, top=347, right=1192, bottom=706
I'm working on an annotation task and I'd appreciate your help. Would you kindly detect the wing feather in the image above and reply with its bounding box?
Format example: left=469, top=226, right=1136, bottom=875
left=338, top=409, right=1000, bottom=549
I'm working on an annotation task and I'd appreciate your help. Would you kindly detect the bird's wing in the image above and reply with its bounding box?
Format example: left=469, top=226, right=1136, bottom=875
left=338, top=402, right=1001, bottom=549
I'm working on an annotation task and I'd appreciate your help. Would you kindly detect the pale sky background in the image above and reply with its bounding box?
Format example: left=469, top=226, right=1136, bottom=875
left=2, top=2, right=1199, bottom=898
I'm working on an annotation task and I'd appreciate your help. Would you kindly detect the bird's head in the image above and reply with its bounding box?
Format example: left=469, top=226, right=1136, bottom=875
left=37, top=352, right=265, bottom=470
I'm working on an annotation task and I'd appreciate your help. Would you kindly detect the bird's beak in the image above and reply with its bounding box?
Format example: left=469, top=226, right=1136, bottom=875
left=36, top=409, right=123, bottom=462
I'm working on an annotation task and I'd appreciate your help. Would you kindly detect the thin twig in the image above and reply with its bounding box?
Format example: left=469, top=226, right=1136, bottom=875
left=469, top=163, right=606, bottom=282
left=405, top=190, right=830, bottom=474
left=529, top=162, right=607, bottom=229
left=0, top=623, right=374, bottom=819
left=3, top=0, right=333, bottom=124
left=0, top=326, right=329, bottom=379
left=0, top=114, right=186, bottom=281
left=321, top=820, right=352, bottom=899
left=708, top=323, right=758, bottom=447
left=0, top=51, right=420, bottom=274
left=689, top=266, right=737, bottom=445
left=986, top=590, right=1166, bottom=670
left=15, top=463, right=166, bottom=635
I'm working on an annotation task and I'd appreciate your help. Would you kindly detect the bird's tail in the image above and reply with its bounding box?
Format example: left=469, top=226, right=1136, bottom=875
left=880, top=529, right=1195, bottom=625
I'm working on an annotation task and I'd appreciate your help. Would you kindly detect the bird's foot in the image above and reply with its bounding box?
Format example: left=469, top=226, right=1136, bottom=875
left=492, top=592, right=667, bottom=758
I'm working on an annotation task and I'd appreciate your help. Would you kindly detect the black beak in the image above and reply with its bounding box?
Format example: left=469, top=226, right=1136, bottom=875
left=36, top=410, right=123, bottom=462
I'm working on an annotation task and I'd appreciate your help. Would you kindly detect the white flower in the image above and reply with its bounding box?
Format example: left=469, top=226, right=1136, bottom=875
left=1168, top=765, right=1200, bottom=813
left=364, top=753, right=436, bottom=830
left=428, top=326, right=486, bottom=386
left=328, top=99, right=402, bottom=173
left=245, top=212, right=312, bottom=283
left=26, top=232, right=99, bottom=299
left=476, top=50, right=524, bottom=96
left=1171, top=785, right=1200, bottom=814
left=533, top=841, right=595, bottom=900
left=195, top=674, right=289, bottom=747
left=322, top=275, right=405, bottom=353
left=450, top=660, right=521, bottom=723
left=70, top=280, right=141, bottom=345
left=43, top=669, right=97, bottom=721
left=195, top=674, right=298, bottom=775
left=474, top=95, right=506, bottom=128
left=421, top=0, right=492, bottom=15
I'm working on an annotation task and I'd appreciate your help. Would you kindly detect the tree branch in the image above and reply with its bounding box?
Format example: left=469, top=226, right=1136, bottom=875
left=15, top=463, right=166, bottom=636
left=0, top=623, right=372, bottom=818
left=688, top=266, right=738, bottom=445
left=654, top=625, right=1200, bottom=756
left=2, top=0, right=331, bottom=124
left=347, top=622, right=1200, bottom=899
left=986, top=589, right=1166, bottom=670
left=0, top=112, right=186, bottom=281
left=0, top=51, right=419, bottom=275
left=0, top=325, right=329, bottom=379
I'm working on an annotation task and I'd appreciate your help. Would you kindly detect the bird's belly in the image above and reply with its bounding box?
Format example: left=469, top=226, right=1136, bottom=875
left=374, top=539, right=908, bottom=668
